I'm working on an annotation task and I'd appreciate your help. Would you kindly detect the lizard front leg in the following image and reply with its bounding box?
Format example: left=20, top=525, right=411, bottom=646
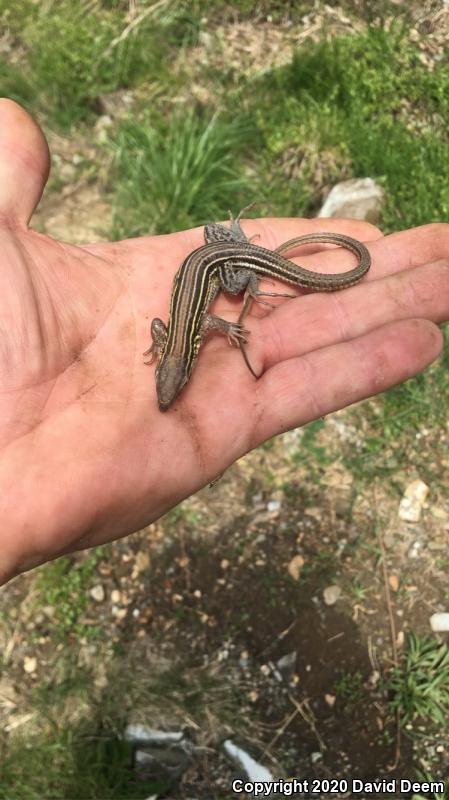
left=143, top=317, right=168, bottom=365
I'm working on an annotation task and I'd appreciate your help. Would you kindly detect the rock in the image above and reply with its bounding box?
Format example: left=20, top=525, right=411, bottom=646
left=23, top=656, right=37, bottom=674
left=318, top=178, right=384, bottom=223
left=276, top=651, right=297, bottom=678
left=90, top=584, right=105, bottom=603
left=398, top=479, right=429, bottom=522
left=388, top=575, right=399, bottom=592
left=125, top=724, right=184, bottom=744
left=430, top=613, right=449, bottom=632
left=323, top=585, right=342, bottom=606
left=287, top=554, right=305, bottom=581
left=134, top=744, right=190, bottom=782
left=408, top=539, right=423, bottom=559
left=223, top=740, right=274, bottom=781
left=111, top=589, right=121, bottom=604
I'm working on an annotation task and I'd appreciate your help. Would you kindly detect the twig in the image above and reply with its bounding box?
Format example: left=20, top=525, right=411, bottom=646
left=260, top=706, right=300, bottom=760
left=288, top=694, right=326, bottom=752
left=373, top=483, right=401, bottom=771
left=101, top=0, right=172, bottom=59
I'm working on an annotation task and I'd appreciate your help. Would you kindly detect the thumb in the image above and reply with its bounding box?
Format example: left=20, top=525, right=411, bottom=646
left=0, top=98, right=50, bottom=225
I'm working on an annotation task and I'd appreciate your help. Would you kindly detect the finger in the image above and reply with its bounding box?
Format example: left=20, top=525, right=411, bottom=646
left=254, top=318, right=442, bottom=443
left=216, top=221, right=449, bottom=288
left=362, top=223, right=449, bottom=280
left=0, top=98, right=50, bottom=225
left=253, top=222, right=449, bottom=284
left=258, top=257, right=449, bottom=369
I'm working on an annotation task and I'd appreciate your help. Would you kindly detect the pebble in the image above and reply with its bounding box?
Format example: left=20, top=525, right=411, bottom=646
left=90, top=584, right=105, bottom=603
left=323, top=585, right=342, bottom=606
left=398, top=479, right=429, bottom=522
left=430, top=612, right=449, bottom=632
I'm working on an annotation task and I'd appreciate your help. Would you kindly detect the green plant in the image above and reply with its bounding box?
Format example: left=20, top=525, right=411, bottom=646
left=110, top=110, right=254, bottom=236
left=252, top=25, right=449, bottom=228
left=335, top=669, right=365, bottom=709
left=35, top=554, right=100, bottom=639
left=0, top=0, right=186, bottom=128
left=387, top=633, right=449, bottom=725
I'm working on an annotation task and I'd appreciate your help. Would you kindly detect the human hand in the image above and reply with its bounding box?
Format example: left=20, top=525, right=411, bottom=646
left=1, top=98, right=447, bottom=585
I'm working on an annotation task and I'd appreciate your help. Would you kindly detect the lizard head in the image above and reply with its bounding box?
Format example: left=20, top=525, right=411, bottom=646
left=156, top=353, right=190, bottom=411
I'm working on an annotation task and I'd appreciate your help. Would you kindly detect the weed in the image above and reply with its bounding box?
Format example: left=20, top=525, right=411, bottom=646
left=35, top=553, right=100, bottom=640
left=386, top=633, right=449, bottom=726
left=334, top=669, right=365, bottom=710
left=252, top=25, right=449, bottom=228
left=349, top=581, right=368, bottom=601
left=110, top=109, right=255, bottom=236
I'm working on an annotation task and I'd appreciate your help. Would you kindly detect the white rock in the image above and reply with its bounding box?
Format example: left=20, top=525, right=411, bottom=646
left=323, top=585, right=342, bottom=606
left=23, top=656, right=37, bottom=674
left=223, top=739, right=274, bottom=782
left=90, top=584, right=105, bottom=602
left=318, top=178, right=384, bottom=222
left=399, top=479, right=429, bottom=522
left=430, top=613, right=449, bottom=632
left=125, top=724, right=184, bottom=743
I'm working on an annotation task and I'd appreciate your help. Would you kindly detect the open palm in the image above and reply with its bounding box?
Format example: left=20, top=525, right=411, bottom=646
left=1, top=99, right=448, bottom=585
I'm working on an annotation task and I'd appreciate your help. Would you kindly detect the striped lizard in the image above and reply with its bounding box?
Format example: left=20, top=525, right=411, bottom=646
left=145, top=208, right=371, bottom=410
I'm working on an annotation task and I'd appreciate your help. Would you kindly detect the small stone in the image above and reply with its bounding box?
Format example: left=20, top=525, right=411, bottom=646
left=398, top=479, right=429, bottom=522
left=408, top=540, right=422, bottom=559
left=23, top=656, right=37, bottom=674
left=276, top=651, right=296, bottom=674
left=323, top=585, right=342, bottom=606
left=430, top=613, right=449, bottom=632
left=388, top=575, right=399, bottom=592
left=267, top=499, right=281, bottom=512
left=111, top=589, right=121, bottom=604
left=287, top=554, right=305, bottom=581
left=112, top=606, right=127, bottom=620
left=324, top=693, right=336, bottom=707
left=90, top=584, right=105, bottom=603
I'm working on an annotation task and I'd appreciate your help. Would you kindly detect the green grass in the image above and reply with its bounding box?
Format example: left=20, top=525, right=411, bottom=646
left=250, top=24, right=449, bottom=229
left=34, top=553, right=101, bottom=640
left=0, top=722, right=165, bottom=800
left=110, top=109, right=256, bottom=236
left=0, top=0, right=188, bottom=128
left=386, top=633, right=449, bottom=726
left=334, top=669, right=365, bottom=710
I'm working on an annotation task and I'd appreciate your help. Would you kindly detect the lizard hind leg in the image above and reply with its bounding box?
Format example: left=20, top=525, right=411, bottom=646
left=227, top=203, right=257, bottom=242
